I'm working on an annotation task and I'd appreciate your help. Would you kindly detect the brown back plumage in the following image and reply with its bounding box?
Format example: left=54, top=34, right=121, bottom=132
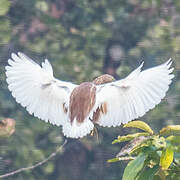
left=69, top=82, right=96, bottom=123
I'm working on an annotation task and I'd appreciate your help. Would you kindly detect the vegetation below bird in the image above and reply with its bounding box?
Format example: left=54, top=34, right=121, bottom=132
left=108, top=120, right=180, bottom=180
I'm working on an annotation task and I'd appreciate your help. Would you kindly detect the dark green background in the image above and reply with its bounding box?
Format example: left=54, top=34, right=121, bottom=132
left=0, top=0, right=179, bottom=179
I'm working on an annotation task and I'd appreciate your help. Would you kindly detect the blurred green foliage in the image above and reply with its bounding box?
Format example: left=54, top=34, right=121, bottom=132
left=0, top=0, right=179, bottom=179
left=108, top=121, right=180, bottom=180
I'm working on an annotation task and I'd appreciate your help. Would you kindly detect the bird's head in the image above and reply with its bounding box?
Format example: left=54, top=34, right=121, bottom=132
left=93, top=74, right=115, bottom=85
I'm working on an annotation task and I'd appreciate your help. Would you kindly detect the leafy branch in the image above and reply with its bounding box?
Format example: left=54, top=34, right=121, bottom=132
left=108, top=121, right=180, bottom=180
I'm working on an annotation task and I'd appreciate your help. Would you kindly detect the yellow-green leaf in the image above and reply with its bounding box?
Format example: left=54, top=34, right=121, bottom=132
left=107, top=157, right=120, bottom=163
left=160, top=146, right=174, bottom=170
left=166, top=136, right=180, bottom=145
left=129, top=142, right=149, bottom=155
left=160, top=125, right=180, bottom=136
left=123, top=121, right=154, bottom=135
left=112, top=132, right=150, bottom=144
left=107, top=156, right=135, bottom=163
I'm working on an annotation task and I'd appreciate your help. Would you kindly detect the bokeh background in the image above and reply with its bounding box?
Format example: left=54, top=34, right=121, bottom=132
left=0, top=0, right=179, bottom=179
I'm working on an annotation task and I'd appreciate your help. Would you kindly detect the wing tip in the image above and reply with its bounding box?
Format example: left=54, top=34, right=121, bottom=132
left=11, top=52, right=25, bottom=62
left=140, top=61, right=144, bottom=66
left=165, top=58, right=175, bottom=79
left=164, top=58, right=172, bottom=67
left=11, top=52, right=17, bottom=59
left=17, top=52, right=23, bottom=57
left=43, top=59, right=51, bottom=66
left=137, top=61, right=144, bottom=70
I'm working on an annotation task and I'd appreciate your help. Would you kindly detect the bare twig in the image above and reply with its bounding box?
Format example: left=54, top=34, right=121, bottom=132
left=0, top=139, right=67, bottom=179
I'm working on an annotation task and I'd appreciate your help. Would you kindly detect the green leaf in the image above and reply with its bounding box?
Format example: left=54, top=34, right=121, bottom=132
left=130, top=144, right=154, bottom=155
left=160, top=125, right=180, bottom=136
left=123, top=121, right=154, bottom=135
left=0, top=0, right=10, bottom=16
left=107, top=157, right=120, bottom=163
left=166, top=135, right=180, bottom=145
left=160, top=146, right=174, bottom=170
left=137, top=165, right=159, bottom=180
left=107, top=156, right=135, bottom=163
left=112, top=132, right=150, bottom=144
left=122, top=153, right=146, bottom=180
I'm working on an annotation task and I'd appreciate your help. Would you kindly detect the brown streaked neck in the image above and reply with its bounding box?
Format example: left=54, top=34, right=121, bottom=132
left=69, top=82, right=96, bottom=124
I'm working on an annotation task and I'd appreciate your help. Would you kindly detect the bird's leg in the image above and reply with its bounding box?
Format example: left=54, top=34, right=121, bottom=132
left=90, top=126, right=99, bottom=141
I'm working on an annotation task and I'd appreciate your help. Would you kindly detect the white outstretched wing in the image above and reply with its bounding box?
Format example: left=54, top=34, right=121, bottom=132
left=95, top=60, right=174, bottom=127
left=5, top=52, right=77, bottom=126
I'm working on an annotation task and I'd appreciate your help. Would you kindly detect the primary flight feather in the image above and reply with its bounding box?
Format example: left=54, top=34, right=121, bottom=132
left=5, top=52, right=174, bottom=138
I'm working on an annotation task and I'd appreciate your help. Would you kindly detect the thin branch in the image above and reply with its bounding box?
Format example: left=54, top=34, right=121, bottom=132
left=0, top=139, right=67, bottom=179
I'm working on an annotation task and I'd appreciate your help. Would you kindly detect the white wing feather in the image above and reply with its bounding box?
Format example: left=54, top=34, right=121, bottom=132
left=95, top=60, right=174, bottom=127
left=62, top=118, right=94, bottom=138
left=5, top=52, right=77, bottom=126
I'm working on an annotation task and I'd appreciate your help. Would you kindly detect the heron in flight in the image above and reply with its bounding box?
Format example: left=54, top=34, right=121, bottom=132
left=5, top=53, right=174, bottom=138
